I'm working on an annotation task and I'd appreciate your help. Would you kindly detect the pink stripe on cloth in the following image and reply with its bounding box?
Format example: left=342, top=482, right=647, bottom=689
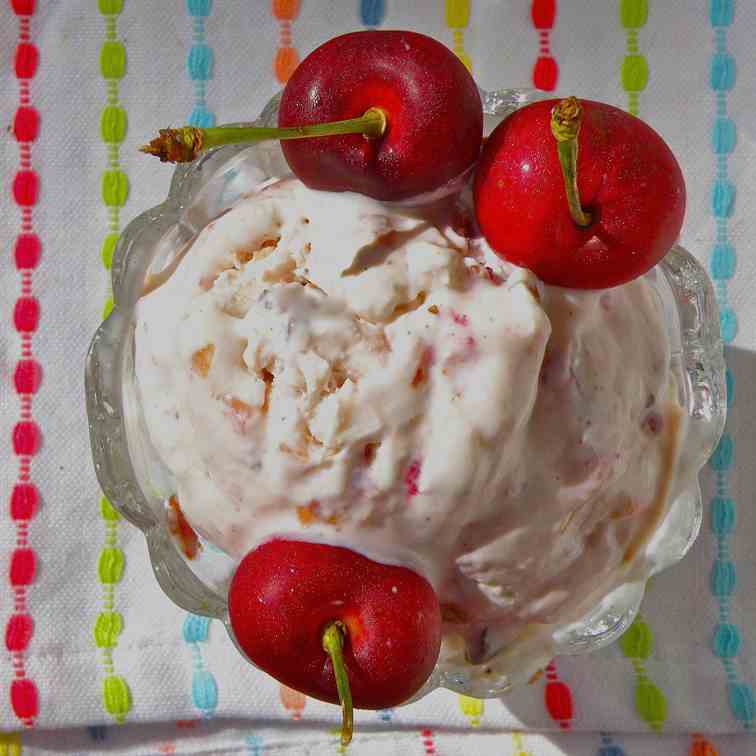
left=6, top=0, right=43, bottom=730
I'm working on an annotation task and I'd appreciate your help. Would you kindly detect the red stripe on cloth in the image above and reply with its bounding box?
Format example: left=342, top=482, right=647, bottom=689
left=531, top=0, right=559, bottom=91
left=6, top=0, right=42, bottom=728
left=420, top=728, right=436, bottom=755
left=544, top=660, right=574, bottom=730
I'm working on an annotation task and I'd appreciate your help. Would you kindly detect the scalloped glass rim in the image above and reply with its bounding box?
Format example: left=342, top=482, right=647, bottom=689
left=85, top=88, right=726, bottom=699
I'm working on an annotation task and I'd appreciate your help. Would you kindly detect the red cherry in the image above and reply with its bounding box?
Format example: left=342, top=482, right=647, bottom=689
left=474, top=97, right=685, bottom=289
left=228, top=539, right=441, bottom=741
left=142, top=31, right=481, bottom=203
left=278, top=30, right=483, bottom=201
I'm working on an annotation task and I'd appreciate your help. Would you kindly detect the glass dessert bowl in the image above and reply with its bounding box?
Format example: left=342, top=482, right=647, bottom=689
left=85, top=89, right=726, bottom=700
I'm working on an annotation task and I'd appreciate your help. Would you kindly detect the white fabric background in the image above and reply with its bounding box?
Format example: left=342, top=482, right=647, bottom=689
left=1, top=0, right=755, bottom=753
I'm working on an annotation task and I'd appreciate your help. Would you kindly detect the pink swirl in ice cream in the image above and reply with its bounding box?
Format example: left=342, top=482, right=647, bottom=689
left=134, top=178, right=685, bottom=671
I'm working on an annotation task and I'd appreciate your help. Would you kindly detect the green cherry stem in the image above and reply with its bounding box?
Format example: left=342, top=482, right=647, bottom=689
left=140, top=107, right=388, bottom=164
left=322, top=621, right=354, bottom=747
left=550, top=97, right=592, bottom=228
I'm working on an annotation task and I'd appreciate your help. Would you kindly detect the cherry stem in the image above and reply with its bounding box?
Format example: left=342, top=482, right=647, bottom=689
left=140, top=108, right=388, bottom=164
left=322, top=621, right=354, bottom=747
left=550, top=97, right=592, bottom=228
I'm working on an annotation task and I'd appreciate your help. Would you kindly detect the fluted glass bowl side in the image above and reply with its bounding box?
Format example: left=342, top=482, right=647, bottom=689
left=85, top=89, right=726, bottom=697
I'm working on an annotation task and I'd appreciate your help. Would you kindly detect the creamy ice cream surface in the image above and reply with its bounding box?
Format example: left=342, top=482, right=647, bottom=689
left=134, top=177, right=686, bottom=666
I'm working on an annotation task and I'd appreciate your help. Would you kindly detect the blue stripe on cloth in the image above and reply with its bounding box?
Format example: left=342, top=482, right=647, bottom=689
left=186, top=0, right=215, bottom=127
left=359, top=0, right=385, bottom=27
left=180, top=0, right=219, bottom=720
left=245, top=734, right=265, bottom=755
left=596, top=732, right=627, bottom=756
left=706, top=0, right=754, bottom=731
left=181, top=613, right=218, bottom=717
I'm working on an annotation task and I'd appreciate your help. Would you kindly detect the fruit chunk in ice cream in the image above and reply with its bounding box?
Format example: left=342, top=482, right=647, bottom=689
left=134, top=177, right=685, bottom=674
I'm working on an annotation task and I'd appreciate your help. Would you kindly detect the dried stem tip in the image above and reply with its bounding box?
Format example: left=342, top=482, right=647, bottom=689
left=140, top=127, right=204, bottom=163
left=550, top=96, right=582, bottom=143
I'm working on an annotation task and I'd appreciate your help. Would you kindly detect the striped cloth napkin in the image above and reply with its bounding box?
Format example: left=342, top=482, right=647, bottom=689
left=1, top=1, right=754, bottom=753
